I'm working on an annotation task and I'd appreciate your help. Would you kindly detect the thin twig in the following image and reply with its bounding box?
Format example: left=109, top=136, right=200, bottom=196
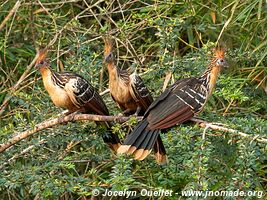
left=162, top=71, right=172, bottom=92
left=0, top=139, right=46, bottom=170
left=216, top=0, right=239, bottom=44
left=190, top=118, right=267, bottom=144
left=0, top=0, right=21, bottom=32
left=0, top=53, right=39, bottom=116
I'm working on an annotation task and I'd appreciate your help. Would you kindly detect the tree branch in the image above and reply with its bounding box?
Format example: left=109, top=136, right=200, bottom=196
left=190, top=118, right=267, bottom=144
left=0, top=114, right=266, bottom=153
left=0, top=114, right=141, bottom=153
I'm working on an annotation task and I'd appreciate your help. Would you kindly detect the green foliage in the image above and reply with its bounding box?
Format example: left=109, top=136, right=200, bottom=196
left=0, top=0, right=266, bottom=199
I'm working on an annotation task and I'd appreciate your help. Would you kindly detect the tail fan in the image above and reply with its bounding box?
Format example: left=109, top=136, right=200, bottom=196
left=117, top=119, right=160, bottom=161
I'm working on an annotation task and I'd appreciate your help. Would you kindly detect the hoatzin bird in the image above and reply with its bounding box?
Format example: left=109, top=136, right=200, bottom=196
left=117, top=48, right=227, bottom=161
left=103, top=38, right=167, bottom=164
left=35, top=49, right=121, bottom=151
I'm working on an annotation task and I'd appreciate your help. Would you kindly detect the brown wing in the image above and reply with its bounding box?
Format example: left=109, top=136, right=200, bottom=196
left=146, top=77, right=208, bottom=129
left=129, top=72, right=153, bottom=109
left=56, top=71, right=109, bottom=115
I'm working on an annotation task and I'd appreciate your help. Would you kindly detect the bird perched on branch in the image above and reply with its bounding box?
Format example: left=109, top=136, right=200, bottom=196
left=117, top=48, right=227, bottom=161
left=103, top=37, right=167, bottom=164
left=35, top=48, right=121, bottom=152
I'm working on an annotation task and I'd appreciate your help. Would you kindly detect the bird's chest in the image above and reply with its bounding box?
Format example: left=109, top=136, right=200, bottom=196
left=109, top=79, right=133, bottom=105
left=42, top=75, right=73, bottom=109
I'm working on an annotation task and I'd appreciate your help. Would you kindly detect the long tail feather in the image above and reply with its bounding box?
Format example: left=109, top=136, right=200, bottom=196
left=135, top=130, right=158, bottom=160
left=117, top=119, right=160, bottom=161
left=133, top=130, right=155, bottom=160
left=153, top=136, right=167, bottom=164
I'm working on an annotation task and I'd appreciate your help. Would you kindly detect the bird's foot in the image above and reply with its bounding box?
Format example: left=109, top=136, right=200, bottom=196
left=118, top=113, right=125, bottom=117
left=58, top=110, right=72, bottom=117
left=134, top=106, right=142, bottom=116
left=58, top=110, right=79, bottom=124
left=133, top=110, right=140, bottom=117
left=122, top=108, right=132, bottom=116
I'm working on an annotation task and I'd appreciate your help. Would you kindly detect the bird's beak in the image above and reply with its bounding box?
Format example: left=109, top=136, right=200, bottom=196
left=105, top=52, right=114, bottom=63
left=35, top=62, right=41, bottom=69
left=224, top=60, right=229, bottom=68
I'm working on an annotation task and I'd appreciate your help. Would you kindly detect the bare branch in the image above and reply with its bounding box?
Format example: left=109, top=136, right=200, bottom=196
left=0, top=114, right=266, bottom=154
left=0, top=114, right=142, bottom=153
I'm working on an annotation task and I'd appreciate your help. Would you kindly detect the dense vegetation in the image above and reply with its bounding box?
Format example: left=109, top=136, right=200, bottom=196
left=0, top=0, right=266, bottom=199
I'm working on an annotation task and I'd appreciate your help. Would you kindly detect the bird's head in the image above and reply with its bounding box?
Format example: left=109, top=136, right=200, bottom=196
left=35, top=48, right=50, bottom=69
left=103, top=37, right=114, bottom=63
left=212, top=47, right=227, bottom=68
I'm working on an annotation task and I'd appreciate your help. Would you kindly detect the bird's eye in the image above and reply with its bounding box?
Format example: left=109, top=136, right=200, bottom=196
left=216, top=58, right=225, bottom=66
left=39, top=61, right=44, bottom=65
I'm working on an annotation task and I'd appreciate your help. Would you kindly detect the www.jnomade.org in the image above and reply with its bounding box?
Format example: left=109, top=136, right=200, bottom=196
left=92, top=189, right=264, bottom=199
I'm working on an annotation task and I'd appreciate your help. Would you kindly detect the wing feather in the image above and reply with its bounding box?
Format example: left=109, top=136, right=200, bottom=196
left=129, top=72, right=153, bottom=109
left=57, top=71, right=109, bottom=115
left=146, top=77, right=207, bottom=129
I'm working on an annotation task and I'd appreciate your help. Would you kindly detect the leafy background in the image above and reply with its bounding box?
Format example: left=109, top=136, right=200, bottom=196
left=0, top=0, right=266, bottom=199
